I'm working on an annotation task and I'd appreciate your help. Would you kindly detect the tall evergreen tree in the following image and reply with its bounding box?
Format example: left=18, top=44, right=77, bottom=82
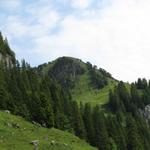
left=93, top=106, right=110, bottom=150
left=83, top=103, right=95, bottom=144
left=126, top=114, right=144, bottom=150
left=71, top=101, right=86, bottom=139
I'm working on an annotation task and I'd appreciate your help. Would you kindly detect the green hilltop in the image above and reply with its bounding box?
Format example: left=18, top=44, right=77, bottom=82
left=38, top=56, right=118, bottom=106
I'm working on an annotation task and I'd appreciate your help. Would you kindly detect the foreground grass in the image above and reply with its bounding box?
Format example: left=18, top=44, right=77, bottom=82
left=0, top=111, right=97, bottom=150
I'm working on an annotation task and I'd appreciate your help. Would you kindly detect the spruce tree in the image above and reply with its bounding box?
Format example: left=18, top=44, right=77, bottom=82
left=83, top=103, right=95, bottom=144
left=93, top=105, right=110, bottom=150
left=126, top=114, right=144, bottom=150
left=71, top=101, right=86, bottom=139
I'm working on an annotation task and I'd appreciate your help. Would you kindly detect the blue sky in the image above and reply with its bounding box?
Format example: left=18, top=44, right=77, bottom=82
left=1, top=0, right=150, bottom=82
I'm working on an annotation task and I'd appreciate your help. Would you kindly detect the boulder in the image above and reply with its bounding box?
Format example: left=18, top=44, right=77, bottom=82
left=139, top=104, right=150, bottom=124
left=32, top=121, right=41, bottom=127
left=6, top=122, right=12, bottom=127
left=50, top=140, right=55, bottom=145
left=30, top=140, right=39, bottom=145
left=4, top=110, right=10, bottom=114
left=12, top=123, right=20, bottom=128
left=30, top=140, right=39, bottom=150
left=63, top=143, right=68, bottom=146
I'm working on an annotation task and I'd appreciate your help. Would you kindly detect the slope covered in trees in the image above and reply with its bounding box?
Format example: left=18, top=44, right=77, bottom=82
left=1, top=33, right=150, bottom=150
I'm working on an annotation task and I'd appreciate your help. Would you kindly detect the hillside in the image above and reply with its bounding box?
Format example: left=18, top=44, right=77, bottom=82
left=0, top=111, right=97, bottom=150
left=38, top=56, right=118, bottom=106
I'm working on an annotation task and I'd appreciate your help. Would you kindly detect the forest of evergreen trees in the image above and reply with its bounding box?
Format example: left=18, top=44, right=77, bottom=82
left=0, top=33, right=150, bottom=150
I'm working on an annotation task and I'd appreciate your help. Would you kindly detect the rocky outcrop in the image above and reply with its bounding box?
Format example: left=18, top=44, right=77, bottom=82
left=30, top=140, right=39, bottom=150
left=0, top=53, right=2, bottom=60
left=0, top=32, right=16, bottom=66
left=139, top=104, right=150, bottom=124
left=0, top=52, right=14, bottom=67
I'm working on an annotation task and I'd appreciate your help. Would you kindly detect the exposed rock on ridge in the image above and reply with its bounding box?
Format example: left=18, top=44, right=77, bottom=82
left=139, top=104, right=150, bottom=124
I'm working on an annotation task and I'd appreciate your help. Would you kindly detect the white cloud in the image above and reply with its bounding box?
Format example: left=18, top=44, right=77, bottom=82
left=71, top=0, right=92, bottom=9
left=2, top=16, right=28, bottom=38
left=24, top=4, right=60, bottom=36
left=32, top=0, right=150, bottom=82
left=2, top=0, right=150, bottom=82
left=0, top=0, right=21, bottom=10
left=0, top=2, right=61, bottom=64
left=37, top=11, right=60, bottom=28
left=1, top=6, right=60, bottom=38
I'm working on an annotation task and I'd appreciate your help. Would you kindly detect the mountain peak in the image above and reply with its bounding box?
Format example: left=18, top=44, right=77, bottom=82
left=37, top=57, right=114, bottom=103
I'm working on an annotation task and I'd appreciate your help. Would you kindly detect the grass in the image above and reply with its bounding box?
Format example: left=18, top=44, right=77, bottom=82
left=0, top=111, right=97, bottom=150
left=71, top=73, right=118, bottom=106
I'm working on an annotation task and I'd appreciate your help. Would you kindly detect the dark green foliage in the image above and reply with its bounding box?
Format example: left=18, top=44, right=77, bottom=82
left=38, top=57, right=111, bottom=92
left=136, top=78, right=148, bottom=89
left=86, top=62, right=108, bottom=89
left=83, top=103, right=95, bottom=144
left=48, top=57, right=85, bottom=89
left=71, top=101, right=86, bottom=139
left=0, top=47, right=85, bottom=138
left=131, top=84, right=144, bottom=108
left=92, top=106, right=110, bottom=150
left=109, top=88, right=125, bottom=112
left=108, top=81, right=150, bottom=150
left=1, top=59, right=78, bottom=131
left=99, top=68, right=112, bottom=78
left=0, top=61, right=54, bottom=128
left=0, top=32, right=15, bottom=62
left=117, top=82, right=131, bottom=112
left=126, top=114, right=144, bottom=150
left=142, top=88, right=150, bottom=105
left=0, top=62, right=150, bottom=150
left=107, top=115, right=127, bottom=150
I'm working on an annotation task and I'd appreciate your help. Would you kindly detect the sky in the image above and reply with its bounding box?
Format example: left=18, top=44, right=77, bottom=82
left=0, top=0, right=150, bottom=82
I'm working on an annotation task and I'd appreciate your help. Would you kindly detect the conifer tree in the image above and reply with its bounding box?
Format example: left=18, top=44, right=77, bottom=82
left=93, top=106, right=110, bottom=150
left=83, top=103, right=95, bottom=144
left=126, top=114, right=144, bottom=150
left=131, top=83, right=143, bottom=108
left=72, top=101, right=86, bottom=139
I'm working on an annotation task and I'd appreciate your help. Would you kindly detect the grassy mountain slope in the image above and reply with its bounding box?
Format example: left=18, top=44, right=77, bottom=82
left=38, top=56, right=118, bottom=106
left=0, top=111, right=97, bottom=150
left=71, top=76, right=117, bottom=106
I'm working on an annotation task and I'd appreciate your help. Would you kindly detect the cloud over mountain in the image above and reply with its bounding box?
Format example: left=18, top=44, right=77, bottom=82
left=1, top=0, right=150, bottom=82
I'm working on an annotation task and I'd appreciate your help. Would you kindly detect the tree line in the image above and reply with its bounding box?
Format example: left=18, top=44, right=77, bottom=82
left=1, top=59, right=150, bottom=149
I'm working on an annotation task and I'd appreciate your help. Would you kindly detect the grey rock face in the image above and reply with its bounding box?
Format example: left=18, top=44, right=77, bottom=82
left=139, top=104, right=150, bottom=123
left=4, top=110, right=10, bottom=114
left=0, top=53, right=2, bottom=60
left=0, top=52, right=14, bottom=67
left=30, top=140, right=39, bottom=150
